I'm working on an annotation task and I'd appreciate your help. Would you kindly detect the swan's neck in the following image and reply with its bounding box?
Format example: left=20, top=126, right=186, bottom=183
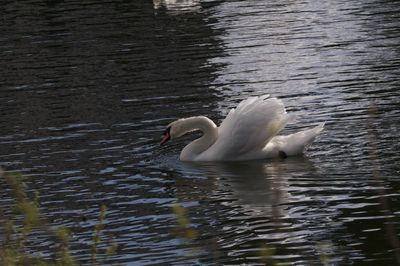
left=178, top=116, right=218, bottom=161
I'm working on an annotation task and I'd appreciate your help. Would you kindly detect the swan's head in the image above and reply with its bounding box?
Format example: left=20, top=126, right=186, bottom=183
left=160, top=116, right=214, bottom=145
left=160, top=119, right=186, bottom=145
left=160, top=126, right=172, bottom=145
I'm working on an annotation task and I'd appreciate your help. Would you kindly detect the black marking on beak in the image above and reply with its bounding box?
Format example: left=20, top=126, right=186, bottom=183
left=160, top=126, right=171, bottom=145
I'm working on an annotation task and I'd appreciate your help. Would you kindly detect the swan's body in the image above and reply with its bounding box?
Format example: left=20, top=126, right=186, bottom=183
left=160, top=95, right=324, bottom=161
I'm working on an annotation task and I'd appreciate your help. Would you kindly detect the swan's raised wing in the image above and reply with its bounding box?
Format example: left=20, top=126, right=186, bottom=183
left=212, top=95, right=294, bottom=157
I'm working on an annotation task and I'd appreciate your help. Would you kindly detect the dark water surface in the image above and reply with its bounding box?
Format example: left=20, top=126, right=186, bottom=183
left=1, top=0, right=400, bottom=265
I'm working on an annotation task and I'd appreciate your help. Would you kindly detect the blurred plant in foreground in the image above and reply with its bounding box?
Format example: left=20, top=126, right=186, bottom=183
left=171, top=201, right=201, bottom=259
left=0, top=169, right=117, bottom=265
left=171, top=202, right=198, bottom=241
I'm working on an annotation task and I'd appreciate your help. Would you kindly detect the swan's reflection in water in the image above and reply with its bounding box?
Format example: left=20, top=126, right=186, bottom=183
left=179, top=157, right=340, bottom=262
left=188, top=158, right=317, bottom=217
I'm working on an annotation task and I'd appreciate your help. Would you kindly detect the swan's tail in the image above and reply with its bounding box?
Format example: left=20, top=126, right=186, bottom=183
left=272, top=122, right=325, bottom=156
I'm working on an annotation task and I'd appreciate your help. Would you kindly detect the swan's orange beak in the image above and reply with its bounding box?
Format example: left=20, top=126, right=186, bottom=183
left=160, top=133, right=170, bottom=145
left=160, top=127, right=171, bottom=145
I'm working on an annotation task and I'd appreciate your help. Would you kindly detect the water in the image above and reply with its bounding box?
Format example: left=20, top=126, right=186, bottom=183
left=1, top=0, right=400, bottom=264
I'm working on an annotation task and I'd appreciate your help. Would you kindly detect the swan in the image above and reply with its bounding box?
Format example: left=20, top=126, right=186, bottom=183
left=160, top=95, right=324, bottom=161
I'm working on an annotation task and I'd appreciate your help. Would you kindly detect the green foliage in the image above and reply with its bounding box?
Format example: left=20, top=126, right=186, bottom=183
left=92, top=204, right=108, bottom=264
left=259, top=242, right=277, bottom=266
left=55, top=227, right=77, bottom=266
left=0, top=171, right=48, bottom=265
left=0, top=169, right=116, bottom=266
left=171, top=202, right=198, bottom=240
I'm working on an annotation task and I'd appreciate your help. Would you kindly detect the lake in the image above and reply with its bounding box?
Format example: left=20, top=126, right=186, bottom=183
left=1, top=0, right=400, bottom=265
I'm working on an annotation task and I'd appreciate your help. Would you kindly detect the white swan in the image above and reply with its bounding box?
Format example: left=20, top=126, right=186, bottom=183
left=160, top=95, right=324, bottom=161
